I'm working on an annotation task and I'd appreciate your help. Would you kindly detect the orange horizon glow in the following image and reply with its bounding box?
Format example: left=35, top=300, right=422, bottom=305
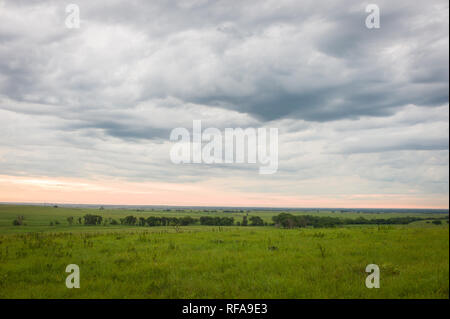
left=0, top=174, right=448, bottom=209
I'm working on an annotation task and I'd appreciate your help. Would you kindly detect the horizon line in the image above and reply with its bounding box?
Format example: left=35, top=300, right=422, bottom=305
left=1, top=201, right=448, bottom=211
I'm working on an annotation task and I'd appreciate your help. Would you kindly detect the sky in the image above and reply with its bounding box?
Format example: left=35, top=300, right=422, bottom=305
left=0, top=0, right=448, bottom=208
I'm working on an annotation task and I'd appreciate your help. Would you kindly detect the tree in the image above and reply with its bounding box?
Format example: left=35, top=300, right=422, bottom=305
left=200, top=216, right=214, bottom=225
left=180, top=216, right=196, bottom=226
left=67, top=216, right=74, bottom=225
left=242, top=216, right=248, bottom=226
left=249, top=216, right=264, bottom=226
left=221, top=217, right=234, bottom=226
left=168, top=217, right=179, bottom=226
left=146, top=216, right=161, bottom=226
left=199, top=216, right=233, bottom=226
left=83, top=214, right=103, bottom=225
left=123, top=215, right=137, bottom=225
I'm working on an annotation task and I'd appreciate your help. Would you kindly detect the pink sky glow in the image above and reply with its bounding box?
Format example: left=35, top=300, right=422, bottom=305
left=0, top=175, right=447, bottom=209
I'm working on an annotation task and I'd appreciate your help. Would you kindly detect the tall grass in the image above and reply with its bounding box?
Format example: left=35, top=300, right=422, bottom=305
left=0, top=225, right=448, bottom=298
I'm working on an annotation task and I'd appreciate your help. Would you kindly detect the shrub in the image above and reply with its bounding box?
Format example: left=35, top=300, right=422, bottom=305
left=12, top=215, right=25, bottom=226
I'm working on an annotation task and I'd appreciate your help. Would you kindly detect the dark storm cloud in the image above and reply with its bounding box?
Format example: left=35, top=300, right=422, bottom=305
left=0, top=0, right=448, bottom=129
left=66, top=120, right=170, bottom=140
left=340, top=137, right=449, bottom=154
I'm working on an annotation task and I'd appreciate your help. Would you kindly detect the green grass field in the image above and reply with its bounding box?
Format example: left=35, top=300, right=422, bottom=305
left=0, top=204, right=448, bottom=298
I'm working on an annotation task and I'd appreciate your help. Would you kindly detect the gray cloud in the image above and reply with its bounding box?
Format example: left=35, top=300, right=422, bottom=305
left=0, top=0, right=448, bottom=126
left=0, top=0, right=448, bottom=205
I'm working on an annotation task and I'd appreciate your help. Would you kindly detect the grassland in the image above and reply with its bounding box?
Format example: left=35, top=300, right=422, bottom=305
left=0, top=204, right=446, bottom=233
left=0, top=204, right=448, bottom=298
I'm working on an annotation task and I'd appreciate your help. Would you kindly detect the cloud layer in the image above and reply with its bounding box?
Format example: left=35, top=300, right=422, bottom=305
left=0, top=0, right=448, bottom=207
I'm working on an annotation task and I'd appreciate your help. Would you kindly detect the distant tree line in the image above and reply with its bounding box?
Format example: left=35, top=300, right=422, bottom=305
left=79, top=214, right=268, bottom=226
left=272, top=213, right=449, bottom=229
left=68, top=213, right=450, bottom=227
left=124, top=216, right=198, bottom=226
left=199, top=216, right=234, bottom=226
left=15, top=212, right=446, bottom=227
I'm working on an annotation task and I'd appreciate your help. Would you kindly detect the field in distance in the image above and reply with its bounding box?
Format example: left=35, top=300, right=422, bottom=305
left=0, top=204, right=448, bottom=298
